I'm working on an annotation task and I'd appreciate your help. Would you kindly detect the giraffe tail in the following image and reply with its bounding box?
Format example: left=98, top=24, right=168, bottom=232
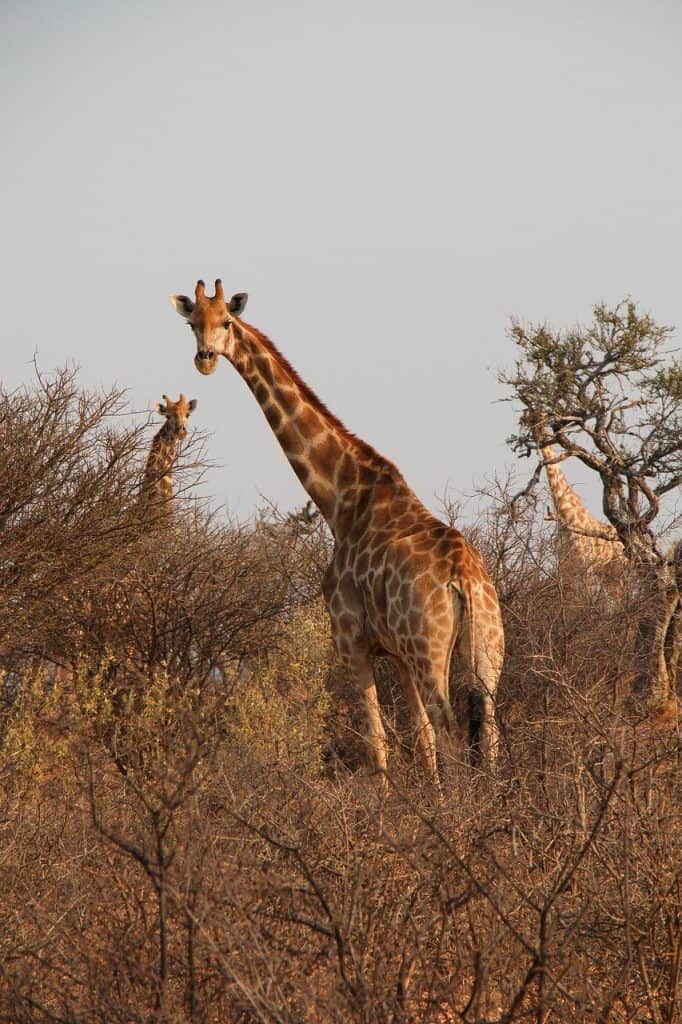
left=449, top=575, right=502, bottom=760
left=448, top=576, right=479, bottom=683
left=449, top=576, right=487, bottom=741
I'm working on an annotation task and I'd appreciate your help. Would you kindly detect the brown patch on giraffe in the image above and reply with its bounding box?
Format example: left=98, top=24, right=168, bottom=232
left=277, top=387, right=301, bottom=418
left=253, top=381, right=270, bottom=405
left=409, top=609, right=423, bottom=633
left=297, top=405, right=326, bottom=439
left=335, top=453, right=359, bottom=490
left=277, top=422, right=303, bottom=454
left=372, top=481, right=398, bottom=508
left=354, top=550, right=370, bottom=577
left=371, top=576, right=388, bottom=617
left=253, top=353, right=276, bottom=387
left=354, top=486, right=373, bottom=519
left=315, top=432, right=344, bottom=469
left=357, top=463, right=378, bottom=486
left=264, top=404, right=283, bottom=432
left=288, top=455, right=312, bottom=485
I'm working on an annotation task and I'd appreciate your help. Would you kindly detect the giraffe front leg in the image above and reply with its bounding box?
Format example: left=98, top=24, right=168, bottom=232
left=324, top=565, right=390, bottom=789
left=357, top=669, right=389, bottom=786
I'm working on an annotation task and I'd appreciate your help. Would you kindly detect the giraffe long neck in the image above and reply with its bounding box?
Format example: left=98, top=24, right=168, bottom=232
left=542, top=444, right=618, bottom=540
left=542, top=444, right=585, bottom=530
left=228, top=321, right=403, bottom=534
left=141, top=426, right=179, bottom=505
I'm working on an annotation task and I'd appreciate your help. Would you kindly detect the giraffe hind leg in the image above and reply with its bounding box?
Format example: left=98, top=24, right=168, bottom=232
left=473, top=684, right=499, bottom=764
left=468, top=689, right=484, bottom=753
left=396, top=661, right=440, bottom=786
left=449, top=587, right=502, bottom=766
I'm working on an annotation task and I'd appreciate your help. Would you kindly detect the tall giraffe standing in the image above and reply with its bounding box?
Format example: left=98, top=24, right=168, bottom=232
left=171, top=280, right=504, bottom=786
left=140, top=393, right=197, bottom=514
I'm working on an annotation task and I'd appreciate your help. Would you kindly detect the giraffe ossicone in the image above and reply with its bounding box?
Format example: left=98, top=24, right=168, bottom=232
left=171, top=280, right=505, bottom=787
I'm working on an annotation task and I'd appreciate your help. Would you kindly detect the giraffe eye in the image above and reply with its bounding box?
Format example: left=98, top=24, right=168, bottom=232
left=223, top=319, right=232, bottom=329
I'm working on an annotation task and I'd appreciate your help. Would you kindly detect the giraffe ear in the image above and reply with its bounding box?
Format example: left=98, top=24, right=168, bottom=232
left=155, top=402, right=167, bottom=415
left=188, top=399, right=198, bottom=412
left=229, top=292, right=248, bottom=316
left=170, top=295, right=194, bottom=318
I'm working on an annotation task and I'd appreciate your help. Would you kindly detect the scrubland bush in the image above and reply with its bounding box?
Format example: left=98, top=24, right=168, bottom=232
left=0, top=369, right=680, bottom=1023
left=501, top=300, right=682, bottom=706
left=227, top=601, right=333, bottom=776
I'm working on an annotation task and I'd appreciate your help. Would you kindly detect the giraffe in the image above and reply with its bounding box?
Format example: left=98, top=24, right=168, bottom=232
left=88, top=393, right=196, bottom=772
left=171, top=280, right=504, bottom=787
left=139, top=393, right=197, bottom=514
left=532, top=425, right=625, bottom=579
left=533, top=425, right=680, bottom=711
left=49, top=394, right=197, bottom=751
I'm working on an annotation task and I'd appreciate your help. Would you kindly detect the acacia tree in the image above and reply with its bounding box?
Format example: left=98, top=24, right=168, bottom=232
left=500, top=300, right=682, bottom=706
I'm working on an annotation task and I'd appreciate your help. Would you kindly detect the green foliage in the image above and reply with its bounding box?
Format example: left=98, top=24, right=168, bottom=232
left=227, top=602, right=333, bottom=775
left=506, top=300, right=678, bottom=449
left=0, top=665, right=73, bottom=794
left=502, top=299, right=682, bottom=548
left=502, top=299, right=682, bottom=705
left=2, top=338, right=681, bottom=1024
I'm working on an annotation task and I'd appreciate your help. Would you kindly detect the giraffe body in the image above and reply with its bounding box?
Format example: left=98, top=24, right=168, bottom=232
left=171, top=281, right=504, bottom=784
left=323, top=479, right=503, bottom=773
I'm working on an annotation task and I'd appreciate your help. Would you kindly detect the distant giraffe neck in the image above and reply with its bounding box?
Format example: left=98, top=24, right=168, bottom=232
left=229, top=320, right=403, bottom=533
left=142, top=424, right=180, bottom=504
left=541, top=443, right=618, bottom=540
left=542, top=444, right=586, bottom=529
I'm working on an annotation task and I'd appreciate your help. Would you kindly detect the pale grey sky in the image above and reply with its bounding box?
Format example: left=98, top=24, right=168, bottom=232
left=2, top=0, right=681, bottom=521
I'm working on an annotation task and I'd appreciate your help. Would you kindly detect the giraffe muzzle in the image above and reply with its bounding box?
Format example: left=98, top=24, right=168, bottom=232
left=195, top=350, right=219, bottom=375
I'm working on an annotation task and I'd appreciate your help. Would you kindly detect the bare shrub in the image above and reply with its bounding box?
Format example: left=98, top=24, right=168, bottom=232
left=500, top=300, right=682, bottom=705
left=0, top=366, right=146, bottom=669
left=226, top=601, right=333, bottom=777
left=2, top=369, right=682, bottom=1023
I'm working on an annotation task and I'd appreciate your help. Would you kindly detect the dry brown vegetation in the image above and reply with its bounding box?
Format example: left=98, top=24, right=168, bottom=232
left=1, top=369, right=681, bottom=1023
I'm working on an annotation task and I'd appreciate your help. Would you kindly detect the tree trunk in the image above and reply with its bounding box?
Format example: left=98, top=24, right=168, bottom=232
left=634, top=558, right=681, bottom=716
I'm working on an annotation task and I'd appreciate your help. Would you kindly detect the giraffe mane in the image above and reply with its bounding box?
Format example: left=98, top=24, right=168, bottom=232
left=239, top=319, right=406, bottom=480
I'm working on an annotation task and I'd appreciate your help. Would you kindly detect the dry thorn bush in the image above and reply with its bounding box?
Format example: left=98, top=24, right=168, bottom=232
left=0, top=369, right=681, bottom=1024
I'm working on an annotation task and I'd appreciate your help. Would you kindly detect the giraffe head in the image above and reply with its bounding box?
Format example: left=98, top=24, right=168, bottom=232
left=522, top=407, right=553, bottom=447
left=155, top=393, right=197, bottom=440
left=170, top=279, right=249, bottom=375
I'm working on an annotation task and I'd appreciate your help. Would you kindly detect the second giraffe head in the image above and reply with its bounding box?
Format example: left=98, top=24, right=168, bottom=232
left=155, top=393, right=197, bottom=440
left=170, top=279, right=248, bottom=376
